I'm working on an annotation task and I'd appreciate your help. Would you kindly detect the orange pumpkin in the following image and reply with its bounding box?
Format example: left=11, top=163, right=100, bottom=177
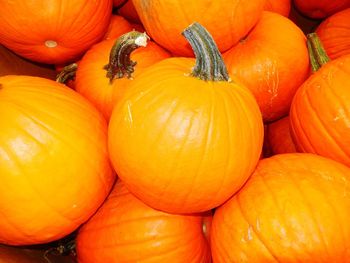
left=117, top=0, right=141, bottom=24
left=264, top=0, right=291, bottom=16
left=290, top=33, right=350, bottom=166
left=223, top=11, right=309, bottom=122
left=113, top=0, right=127, bottom=7
left=265, top=116, right=297, bottom=155
left=316, top=8, right=350, bottom=60
left=103, top=15, right=134, bottom=41
left=108, top=23, right=264, bottom=214
left=75, top=31, right=171, bottom=120
left=0, top=75, right=116, bottom=245
left=76, top=180, right=212, bottom=263
left=211, top=153, right=350, bottom=262
left=131, top=0, right=265, bottom=56
left=0, top=0, right=113, bottom=64
left=293, top=0, right=350, bottom=19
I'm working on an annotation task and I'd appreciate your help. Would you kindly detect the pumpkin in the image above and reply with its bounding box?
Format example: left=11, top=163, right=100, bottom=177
left=113, top=0, right=127, bottom=7
left=288, top=5, right=321, bottom=35
left=76, top=180, right=212, bottom=263
left=0, top=75, right=116, bottom=245
left=75, top=31, right=171, bottom=120
left=264, top=0, right=291, bottom=16
left=265, top=116, right=297, bottom=155
left=108, top=23, right=264, bottom=214
left=131, top=0, right=265, bottom=56
left=316, top=8, right=350, bottom=60
left=293, top=0, right=350, bottom=19
left=0, top=0, right=113, bottom=64
left=117, top=0, right=141, bottom=24
left=0, top=45, right=56, bottom=79
left=290, top=33, right=350, bottom=166
left=211, top=153, right=350, bottom=262
left=103, top=15, right=134, bottom=41
left=223, top=11, right=309, bottom=122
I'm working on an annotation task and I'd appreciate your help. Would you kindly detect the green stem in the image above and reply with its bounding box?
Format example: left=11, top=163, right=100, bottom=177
left=307, top=33, right=330, bottom=73
left=104, top=31, right=149, bottom=83
left=56, top=63, right=78, bottom=84
left=182, top=22, right=230, bottom=82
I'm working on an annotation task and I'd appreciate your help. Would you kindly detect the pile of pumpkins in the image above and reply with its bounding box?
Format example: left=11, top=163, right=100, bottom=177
left=1, top=0, right=350, bottom=262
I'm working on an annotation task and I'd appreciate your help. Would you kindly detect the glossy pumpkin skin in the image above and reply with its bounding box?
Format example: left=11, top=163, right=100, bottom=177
left=0, top=76, right=116, bottom=245
left=76, top=180, right=212, bottom=263
left=75, top=38, right=171, bottom=120
left=108, top=57, right=264, bottom=214
left=223, top=12, right=309, bottom=122
left=293, top=0, right=350, bottom=19
left=0, top=0, right=113, bottom=64
left=211, top=153, right=350, bottom=262
left=131, top=0, right=265, bottom=56
left=316, top=8, right=350, bottom=60
left=265, top=116, right=297, bottom=155
left=290, top=55, right=350, bottom=166
left=264, top=0, right=291, bottom=16
left=103, top=15, right=134, bottom=41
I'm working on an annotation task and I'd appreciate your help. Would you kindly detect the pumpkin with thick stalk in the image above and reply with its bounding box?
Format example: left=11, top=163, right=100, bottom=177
left=223, top=11, right=309, bottom=122
left=0, top=0, right=113, bottom=64
left=131, top=0, right=265, bottom=56
left=264, top=0, right=291, bottom=16
left=76, top=180, right=212, bottom=263
left=290, top=33, right=350, bottom=166
left=293, top=0, right=350, bottom=19
left=75, top=31, right=171, bottom=120
left=211, top=153, right=350, bottom=262
left=108, top=23, right=264, bottom=214
left=0, top=76, right=116, bottom=245
left=316, top=8, right=350, bottom=60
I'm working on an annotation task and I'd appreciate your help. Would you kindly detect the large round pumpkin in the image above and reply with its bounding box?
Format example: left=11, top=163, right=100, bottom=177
left=0, top=0, right=113, bottom=64
left=108, top=23, right=264, bottom=214
left=211, top=153, right=350, bottom=262
left=131, top=0, right=265, bottom=56
left=0, top=75, right=116, bottom=245
left=76, top=180, right=212, bottom=263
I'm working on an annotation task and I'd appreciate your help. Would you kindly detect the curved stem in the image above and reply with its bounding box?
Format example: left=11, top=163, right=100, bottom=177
left=103, top=31, right=149, bottom=83
left=307, top=33, right=330, bottom=73
left=182, top=22, right=230, bottom=82
left=56, top=63, right=78, bottom=84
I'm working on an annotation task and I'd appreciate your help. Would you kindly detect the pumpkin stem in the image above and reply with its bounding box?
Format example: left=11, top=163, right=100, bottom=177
left=182, top=22, right=230, bottom=82
left=56, top=63, right=78, bottom=84
left=103, top=31, right=149, bottom=83
left=307, top=33, right=330, bottom=73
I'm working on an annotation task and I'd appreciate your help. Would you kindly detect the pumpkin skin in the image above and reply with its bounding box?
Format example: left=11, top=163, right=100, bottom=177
left=108, top=57, right=264, bottom=214
left=131, top=0, right=265, bottom=56
left=223, top=11, right=309, bottom=122
left=293, top=0, right=350, bottom=19
left=0, top=75, right=116, bottom=245
left=316, top=8, right=350, bottom=60
left=211, top=153, right=350, bottom=262
left=117, top=0, right=141, bottom=24
left=76, top=180, right=212, bottom=263
left=265, top=116, right=297, bottom=155
left=75, top=37, right=171, bottom=120
left=264, top=0, right=291, bottom=16
left=290, top=54, right=350, bottom=166
left=103, top=15, right=134, bottom=41
left=0, top=0, right=113, bottom=64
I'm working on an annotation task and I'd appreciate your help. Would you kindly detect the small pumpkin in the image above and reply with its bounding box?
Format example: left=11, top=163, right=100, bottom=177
left=264, top=0, right=291, bottom=16
left=223, top=11, right=310, bottom=122
left=76, top=180, right=212, bottom=263
left=0, top=75, right=116, bottom=245
left=211, top=153, right=350, bottom=262
left=290, top=33, right=350, bottom=166
left=108, top=23, right=264, bottom=214
left=0, top=0, right=113, bottom=64
left=131, top=0, right=265, bottom=56
left=316, top=8, right=350, bottom=60
left=293, top=0, right=350, bottom=19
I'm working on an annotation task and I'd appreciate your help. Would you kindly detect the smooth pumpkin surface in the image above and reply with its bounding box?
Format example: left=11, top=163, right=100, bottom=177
left=0, top=0, right=113, bottom=64
left=117, top=0, right=141, bottom=24
left=131, top=0, right=265, bottom=56
left=316, top=8, right=350, bottom=60
left=211, top=153, right=350, bottom=262
left=103, top=15, right=134, bottom=41
left=290, top=54, right=350, bottom=166
left=0, top=75, right=116, bottom=245
left=223, top=11, right=309, bottom=122
left=264, top=0, right=291, bottom=16
left=293, top=0, right=350, bottom=19
left=76, top=180, right=212, bottom=263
